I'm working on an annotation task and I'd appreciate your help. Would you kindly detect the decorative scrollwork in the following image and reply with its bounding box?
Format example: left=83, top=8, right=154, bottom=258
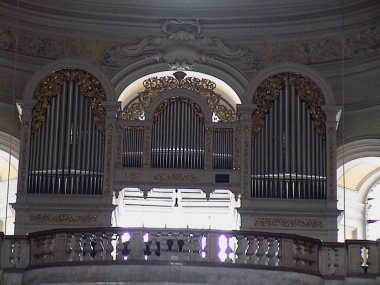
left=119, top=75, right=239, bottom=122
left=154, top=173, right=199, bottom=182
left=32, top=68, right=106, bottom=135
left=29, top=214, right=98, bottom=223
left=254, top=218, right=323, bottom=228
left=153, top=97, right=204, bottom=122
left=252, top=72, right=326, bottom=137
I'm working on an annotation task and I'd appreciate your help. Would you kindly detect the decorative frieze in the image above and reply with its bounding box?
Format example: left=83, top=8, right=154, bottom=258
left=154, top=173, right=199, bottom=182
left=254, top=218, right=323, bottom=228
left=30, top=214, right=98, bottom=223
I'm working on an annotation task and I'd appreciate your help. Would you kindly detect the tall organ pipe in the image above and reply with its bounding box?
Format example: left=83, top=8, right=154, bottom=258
left=251, top=83, right=326, bottom=200
left=28, top=79, right=104, bottom=195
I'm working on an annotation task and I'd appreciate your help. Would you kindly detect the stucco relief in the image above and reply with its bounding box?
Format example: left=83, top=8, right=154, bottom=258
left=0, top=23, right=379, bottom=76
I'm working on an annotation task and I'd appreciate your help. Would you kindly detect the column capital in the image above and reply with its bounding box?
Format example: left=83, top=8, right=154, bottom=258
left=103, top=101, right=122, bottom=118
left=237, top=104, right=257, bottom=121
left=322, top=105, right=342, bottom=127
left=16, top=100, right=36, bottom=122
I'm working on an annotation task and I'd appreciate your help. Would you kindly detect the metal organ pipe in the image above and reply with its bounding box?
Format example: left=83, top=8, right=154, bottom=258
left=251, top=82, right=326, bottom=200
left=150, top=99, right=205, bottom=169
left=27, top=79, right=104, bottom=195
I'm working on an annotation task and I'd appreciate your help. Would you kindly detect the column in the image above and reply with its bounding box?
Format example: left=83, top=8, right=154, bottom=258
left=236, top=104, right=257, bottom=198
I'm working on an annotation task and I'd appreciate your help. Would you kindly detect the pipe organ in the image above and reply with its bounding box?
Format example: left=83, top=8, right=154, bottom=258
left=27, top=68, right=106, bottom=195
left=251, top=73, right=327, bottom=199
left=15, top=68, right=340, bottom=238
left=151, top=97, right=205, bottom=169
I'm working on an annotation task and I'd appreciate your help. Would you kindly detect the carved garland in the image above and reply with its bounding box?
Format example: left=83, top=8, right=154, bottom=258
left=119, top=76, right=239, bottom=122
left=252, top=73, right=326, bottom=137
left=32, top=68, right=106, bottom=135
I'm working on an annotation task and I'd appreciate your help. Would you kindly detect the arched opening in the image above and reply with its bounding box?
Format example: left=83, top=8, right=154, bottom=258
left=0, top=150, right=18, bottom=235
left=112, top=70, right=242, bottom=230
left=337, top=157, right=380, bottom=241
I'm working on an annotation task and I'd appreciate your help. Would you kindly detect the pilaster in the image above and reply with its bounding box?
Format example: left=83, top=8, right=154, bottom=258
left=15, top=100, right=35, bottom=196
left=236, top=104, right=256, bottom=198
left=103, top=102, right=122, bottom=196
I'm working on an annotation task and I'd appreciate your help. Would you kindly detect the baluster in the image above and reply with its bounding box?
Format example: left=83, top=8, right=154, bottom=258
left=365, top=244, right=379, bottom=274
left=149, top=234, right=158, bottom=260
left=235, top=236, right=248, bottom=264
left=266, top=237, right=279, bottom=266
left=72, top=233, right=83, bottom=261
left=160, top=235, right=169, bottom=260
left=303, top=243, right=317, bottom=271
left=328, top=248, right=339, bottom=274
left=43, top=236, right=54, bottom=263
left=92, top=233, right=103, bottom=260
left=225, top=236, right=236, bottom=263
left=116, top=234, right=127, bottom=261
left=256, top=237, right=268, bottom=265
left=188, top=234, right=200, bottom=261
left=66, top=234, right=73, bottom=261
left=10, top=240, right=21, bottom=267
left=293, top=240, right=305, bottom=269
left=82, top=234, right=93, bottom=261
left=179, top=234, right=190, bottom=261
left=207, top=234, right=219, bottom=262
left=31, top=237, right=43, bottom=265
left=103, top=232, right=115, bottom=261
left=246, top=236, right=258, bottom=264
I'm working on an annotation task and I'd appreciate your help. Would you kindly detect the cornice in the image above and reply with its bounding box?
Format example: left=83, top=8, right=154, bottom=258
left=2, top=0, right=379, bottom=43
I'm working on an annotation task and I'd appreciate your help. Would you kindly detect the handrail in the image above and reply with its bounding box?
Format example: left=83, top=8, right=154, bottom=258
left=1, top=227, right=379, bottom=278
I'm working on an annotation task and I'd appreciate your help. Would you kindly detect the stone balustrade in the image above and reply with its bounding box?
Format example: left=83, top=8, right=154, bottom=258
left=0, top=228, right=379, bottom=281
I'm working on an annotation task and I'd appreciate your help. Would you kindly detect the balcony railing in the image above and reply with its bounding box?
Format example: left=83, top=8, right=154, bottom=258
left=1, top=228, right=379, bottom=278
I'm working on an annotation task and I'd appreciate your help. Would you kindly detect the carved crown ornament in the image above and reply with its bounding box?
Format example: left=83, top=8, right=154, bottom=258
left=251, top=72, right=326, bottom=138
left=103, top=19, right=262, bottom=72
left=118, top=72, right=239, bottom=122
left=31, top=68, right=107, bottom=136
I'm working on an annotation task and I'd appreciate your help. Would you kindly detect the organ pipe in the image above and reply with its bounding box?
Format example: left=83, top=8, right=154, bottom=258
left=150, top=98, right=205, bottom=169
left=251, top=83, right=326, bottom=199
left=28, top=79, right=105, bottom=195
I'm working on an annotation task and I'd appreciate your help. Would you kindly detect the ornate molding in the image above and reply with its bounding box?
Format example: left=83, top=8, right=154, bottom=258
left=30, top=214, right=98, bottom=223
left=119, top=75, right=238, bottom=122
left=32, top=68, right=106, bottom=135
left=154, top=173, right=199, bottom=182
left=103, top=19, right=262, bottom=73
left=126, top=173, right=138, bottom=181
left=254, top=218, right=323, bottom=228
left=153, top=97, right=204, bottom=122
left=252, top=72, right=326, bottom=138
